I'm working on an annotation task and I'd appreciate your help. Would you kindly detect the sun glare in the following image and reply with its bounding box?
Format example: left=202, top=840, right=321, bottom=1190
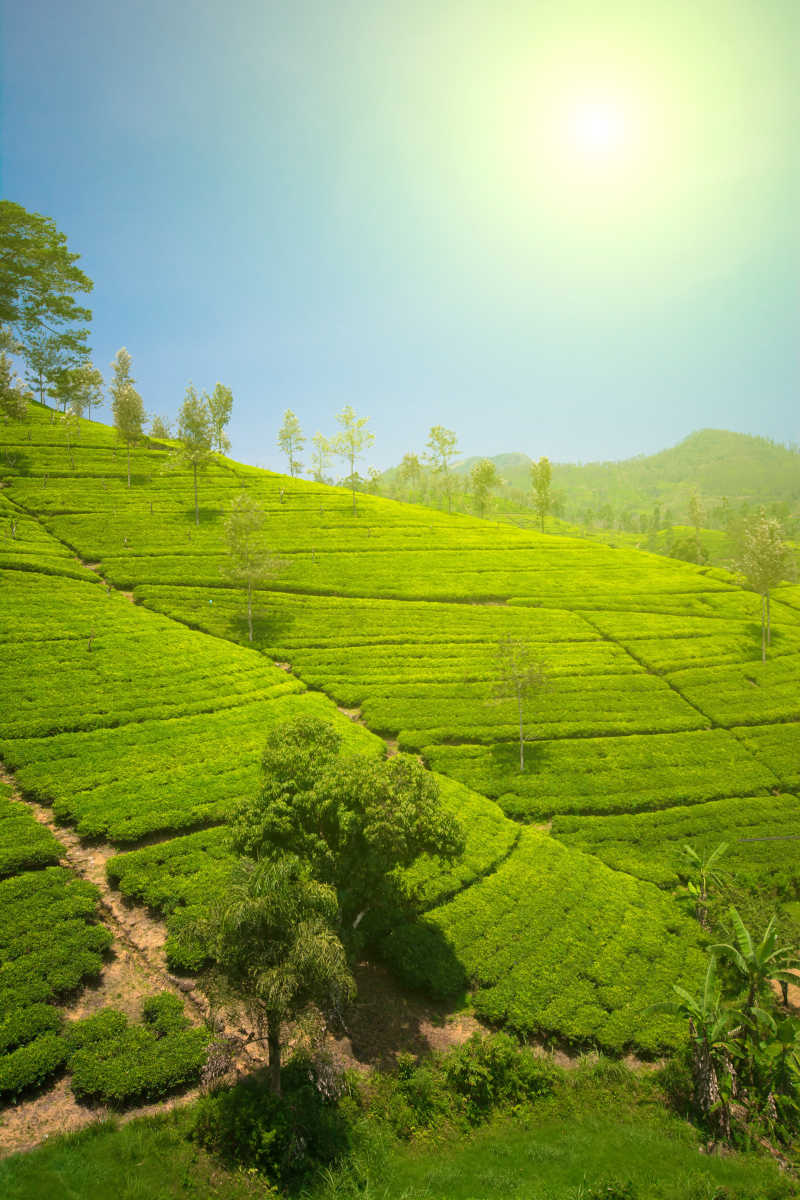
left=569, top=98, right=629, bottom=158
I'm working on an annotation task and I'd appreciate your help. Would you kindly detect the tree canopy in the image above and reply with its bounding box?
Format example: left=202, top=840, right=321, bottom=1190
left=0, top=200, right=93, bottom=369
left=230, top=716, right=463, bottom=937
left=110, top=349, right=144, bottom=487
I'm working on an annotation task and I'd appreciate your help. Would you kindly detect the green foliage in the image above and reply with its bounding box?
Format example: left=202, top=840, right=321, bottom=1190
left=230, top=715, right=463, bottom=933
left=0, top=1032, right=66, bottom=1101
left=206, top=382, right=233, bottom=454
left=277, top=407, right=304, bottom=476
left=65, top=997, right=209, bottom=1107
left=0, top=200, right=92, bottom=364
left=469, top=458, right=499, bottom=517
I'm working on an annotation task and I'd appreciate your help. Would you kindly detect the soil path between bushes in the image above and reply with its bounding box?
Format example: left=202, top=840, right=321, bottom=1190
left=0, top=765, right=494, bottom=1158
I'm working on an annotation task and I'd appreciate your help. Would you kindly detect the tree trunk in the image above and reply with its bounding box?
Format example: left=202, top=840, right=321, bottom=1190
left=247, top=580, right=253, bottom=642
left=767, top=590, right=771, bottom=647
left=690, top=1022, right=730, bottom=1141
left=761, top=593, right=766, bottom=662
left=127, top=442, right=131, bottom=488
left=193, top=463, right=199, bottom=525
left=267, top=1015, right=281, bottom=1096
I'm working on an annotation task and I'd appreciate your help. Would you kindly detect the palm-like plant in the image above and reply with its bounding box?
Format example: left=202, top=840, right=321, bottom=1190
left=647, top=958, right=735, bottom=1138
left=710, top=907, right=800, bottom=1017
left=679, top=842, right=729, bottom=929
left=206, top=855, right=355, bottom=1095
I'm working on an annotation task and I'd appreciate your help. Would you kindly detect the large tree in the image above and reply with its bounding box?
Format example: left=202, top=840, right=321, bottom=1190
left=277, top=409, right=305, bottom=478
left=230, top=716, right=463, bottom=937
left=206, top=382, right=233, bottom=454
left=177, top=386, right=214, bottom=525
left=206, top=855, right=354, bottom=1095
left=737, top=512, right=796, bottom=661
left=530, top=457, right=552, bottom=533
left=425, top=426, right=459, bottom=513
left=110, top=349, right=144, bottom=487
left=224, top=492, right=283, bottom=642
left=0, top=201, right=92, bottom=370
left=492, top=637, right=548, bottom=771
left=332, top=406, right=374, bottom=514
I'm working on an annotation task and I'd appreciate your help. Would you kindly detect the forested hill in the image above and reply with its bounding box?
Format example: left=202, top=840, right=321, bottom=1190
left=454, top=429, right=800, bottom=519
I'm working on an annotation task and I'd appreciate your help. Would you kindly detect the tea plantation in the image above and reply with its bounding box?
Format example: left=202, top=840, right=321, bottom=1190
left=1, top=401, right=798, bottom=1115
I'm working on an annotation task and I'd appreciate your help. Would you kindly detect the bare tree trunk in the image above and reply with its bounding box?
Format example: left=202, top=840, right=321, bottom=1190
left=767, top=590, right=771, bottom=647
left=690, top=1021, right=730, bottom=1141
left=267, top=1015, right=281, bottom=1096
left=193, top=463, right=199, bottom=525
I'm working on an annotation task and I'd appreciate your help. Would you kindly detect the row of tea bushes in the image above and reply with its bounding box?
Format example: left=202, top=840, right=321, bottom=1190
left=0, top=781, right=62, bottom=877
left=0, top=992, right=207, bottom=1105
left=377, top=673, right=708, bottom=752
left=0, top=866, right=112, bottom=1099
left=664, top=657, right=800, bottom=727
left=425, top=729, right=778, bottom=820
left=552, top=793, right=800, bottom=892
left=386, top=829, right=704, bottom=1055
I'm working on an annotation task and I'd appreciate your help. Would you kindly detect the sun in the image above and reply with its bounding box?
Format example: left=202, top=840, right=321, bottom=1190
left=568, top=97, right=630, bottom=159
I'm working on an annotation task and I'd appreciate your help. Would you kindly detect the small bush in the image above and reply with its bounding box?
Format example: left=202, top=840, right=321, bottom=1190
left=444, top=1033, right=561, bottom=1121
left=0, top=1031, right=66, bottom=1100
left=191, top=1056, right=351, bottom=1186
left=0, top=1003, right=62, bottom=1055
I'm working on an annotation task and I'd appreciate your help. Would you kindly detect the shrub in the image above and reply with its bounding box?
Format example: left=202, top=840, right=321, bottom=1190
left=191, top=1057, right=350, bottom=1186
left=0, top=1032, right=66, bottom=1100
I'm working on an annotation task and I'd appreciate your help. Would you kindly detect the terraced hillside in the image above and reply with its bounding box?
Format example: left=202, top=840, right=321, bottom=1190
left=1, top=402, right=798, bottom=1107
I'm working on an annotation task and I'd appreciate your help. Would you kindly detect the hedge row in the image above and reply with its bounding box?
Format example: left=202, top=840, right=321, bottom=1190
left=552, top=793, right=800, bottom=892
left=0, top=783, right=62, bottom=877
left=424, top=729, right=777, bottom=820
left=386, top=829, right=704, bottom=1055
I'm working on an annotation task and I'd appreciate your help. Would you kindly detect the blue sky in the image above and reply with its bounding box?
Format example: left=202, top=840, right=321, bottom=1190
left=2, top=0, right=798, bottom=473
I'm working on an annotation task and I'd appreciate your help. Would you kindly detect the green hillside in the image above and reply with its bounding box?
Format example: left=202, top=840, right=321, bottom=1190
left=1, top=401, right=799, bottom=1176
left=415, top=428, right=800, bottom=529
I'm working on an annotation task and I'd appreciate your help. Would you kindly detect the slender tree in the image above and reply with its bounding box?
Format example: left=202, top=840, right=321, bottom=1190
left=224, top=492, right=283, bottom=642
left=530, top=457, right=552, bottom=533
left=332, top=405, right=374, bottom=514
left=277, top=409, right=305, bottom=478
left=0, top=351, right=30, bottom=421
left=398, top=452, right=422, bottom=497
left=110, top=349, right=145, bottom=488
left=425, top=426, right=459, bottom=513
left=680, top=843, right=729, bottom=930
left=491, top=637, right=548, bottom=771
left=737, top=512, right=796, bottom=661
left=177, top=385, right=214, bottom=525
left=149, top=414, right=172, bottom=439
left=23, top=330, right=69, bottom=406
left=206, top=382, right=233, bottom=453
left=205, top=855, right=354, bottom=1095
left=470, top=458, right=500, bottom=518
left=688, top=488, right=703, bottom=563
left=52, top=360, right=104, bottom=419
left=310, top=432, right=331, bottom=482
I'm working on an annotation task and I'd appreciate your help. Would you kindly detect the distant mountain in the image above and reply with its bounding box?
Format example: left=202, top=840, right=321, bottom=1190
left=447, top=429, right=800, bottom=523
